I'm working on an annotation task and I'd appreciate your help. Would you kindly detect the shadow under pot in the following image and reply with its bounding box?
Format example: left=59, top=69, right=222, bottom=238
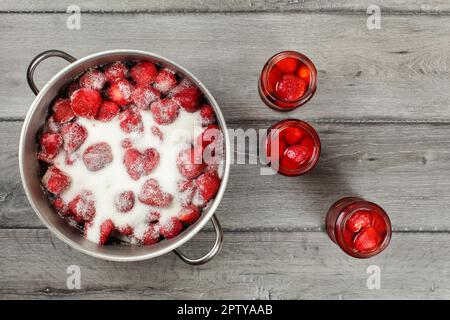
left=265, top=119, right=321, bottom=176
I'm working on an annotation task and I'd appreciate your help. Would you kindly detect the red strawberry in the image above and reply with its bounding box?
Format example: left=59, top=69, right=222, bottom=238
left=159, top=217, right=183, bottom=239
left=275, top=74, right=307, bottom=101
left=61, top=122, right=87, bottom=153
left=346, top=210, right=372, bottom=233
left=138, top=179, right=173, bottom=207
left=268, top=66, right=282, bottom=90
left=154, top=69, right=177, bottom=94
left=52, top=98, right=75, bottom=123
left=177, top=148, right=205, bottom=179
left=266, top=133, right=288, bottom=162
left=99, top=219, right=115, bottom=245
left=178, top=179, right=196, bottom=206
left=130, top=61, right=158, bottom=85
left=114, top=191, right=135, bottom=213
left=68, top=190, right=95, bottom=223
left=141, top=223, right=160, bottom=245
left=196, top=124, right=220, bottom=149
left=119, top=109, right=143, bottom=134
left=173, top=87, right=201, bottom=112
left=195, top=172, right=220, bottom=202
left=280, top=144, right=309, bottom=169
left=131, top=84, right=160, bottom=110
left=108, top=79, right=133, bottom=106
left=283, top=127, right=304, bottom=145
left=52, top=197, right=70, bottom=215
left=70, top=88, right=103, bottom=119
left=150, top=98, right=179, bottom=125
left=104, top=61, right=129, bottom=83
left=178, top=204, right=200, bottom=224
left=82, top=142, right=113, bottom=171
left=151, top=126, right=163, bottom=141
left=66, top=81, right=80, bottom=98
left=276, top=57, right=298, bottom=74
left=296, top=64, right=311, bottom=83
left=199, top=104, right=216, bottom=126
left=354, top=227, right=379, bottom=253
left=118, top=225, right=134, bottom=236
left=38, top=132, right=63, bottom=162
left=79, top=69, right=107, bottom=90
left=299, top=136, right=315, bottom=159
left=96, top=101, right=120, bottom=121
left=372, top=213, right=388, bottom=235
left=123, top=148, right=159, bottom=180
left=42, top=166, right=71, bottom=195
left=148, top=211, right=161, bottom=222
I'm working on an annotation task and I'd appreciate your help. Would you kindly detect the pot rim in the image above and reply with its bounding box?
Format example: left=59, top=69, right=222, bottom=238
left=19, top=49, right=231, bottom=262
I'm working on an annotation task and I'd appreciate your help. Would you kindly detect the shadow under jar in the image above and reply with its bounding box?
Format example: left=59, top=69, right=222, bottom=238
left=265, top=119, right=321, bottom=176
left=326, top=197, right=392, bottom=259
left=259, top=51, right=317, bottom=111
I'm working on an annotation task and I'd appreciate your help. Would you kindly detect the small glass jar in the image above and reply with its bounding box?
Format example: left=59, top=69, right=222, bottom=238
left=265, top=119, right=321, bottom=176
left=326, top=197, right=392, bottom=259
left=259, top=51, right=317, bottom=111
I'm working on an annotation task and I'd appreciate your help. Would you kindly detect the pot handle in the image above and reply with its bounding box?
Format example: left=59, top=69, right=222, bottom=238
left=27, top=50, right=77, bottom=95
left=174, top=214, right=224, bottom=265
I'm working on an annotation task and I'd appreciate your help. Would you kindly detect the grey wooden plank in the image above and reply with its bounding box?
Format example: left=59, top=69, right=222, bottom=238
left=2, top=13, right=450, bottom=121
left=1, top=0, right=449, bottom=13
left=3, top=120, right=450, bottom=231
left=0, top=229, right=448, bottom=299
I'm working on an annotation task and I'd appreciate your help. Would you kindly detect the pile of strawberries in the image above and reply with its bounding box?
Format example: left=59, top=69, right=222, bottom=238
left=38, top=60, right=222, bottom=245
left=266, top=125, right=315, bottom=171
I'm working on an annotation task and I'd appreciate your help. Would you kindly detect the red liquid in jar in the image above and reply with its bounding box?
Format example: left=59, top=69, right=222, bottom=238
left=326, top=197, right=392, bottom=258
left=259, top=51, right=317, bottom=111
left=265, top=119, right=321, bottom=176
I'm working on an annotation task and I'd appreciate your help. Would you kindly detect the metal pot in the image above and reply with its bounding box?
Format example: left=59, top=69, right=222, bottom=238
left=19, top=49, right=230, bottom=265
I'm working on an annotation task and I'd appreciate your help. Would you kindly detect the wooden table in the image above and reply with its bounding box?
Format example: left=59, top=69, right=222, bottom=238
left=2, top=0, right=450, bottom=299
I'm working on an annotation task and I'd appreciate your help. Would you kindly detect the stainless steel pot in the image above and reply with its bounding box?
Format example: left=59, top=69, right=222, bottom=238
left=20, top=49, right=230, bottom=264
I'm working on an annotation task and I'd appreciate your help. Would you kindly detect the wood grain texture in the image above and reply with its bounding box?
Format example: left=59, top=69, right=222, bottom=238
left=2, top=13, right=450, bottom=121
left=1, top=0, right=450, bottom=13
left=3, top=121, right=450, bottom=231
left=0, top=229, right=448, bottom=299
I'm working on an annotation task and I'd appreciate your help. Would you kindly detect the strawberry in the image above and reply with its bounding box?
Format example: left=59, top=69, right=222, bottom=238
left=121, top=138, right=132, bottom=149
left=141, top=223, right=160, bottom=245
left=42, top=166, right=71, bottom=195
left=154, top=69, right=177, bottom=94
left=70, top=88, right=103, bottom=119
left=197, top=124, right=221, bottom=149
left=66, top=81, right=80, bottom=98
left=131, top=84, right=160, bottom=110
left=178, top=204, right=200, bottom=224
left=123, top=148, right=159, bottom=180
left=275, top=74, right=307, bottom=101
left=266, top=132, right=288, bottom=162
left=299, top=137, right=315, bottom=159
left=346, top=210, right=372, bottom=233
left=151, top=125, right=163, bottom=141
left=79, top=69, right=107, bottom=90
left=61, top=122, right=87, bottom=153
left=296, top=64, right=311, bottom=83
left=372, top=213, right=388, bottom=235
left=38, top=132, right=63, bottom=162
left=167, top=78, right=193, bottom=98
left=199, top=104, right=216, bottom=126
left=178, top=179, right=196, bottom=206
left=138, top=179, right=173, bottom=207
left=68, top=190, right=95, bottom=223
left=108, top=79, right=133, bottom=106
left=159, top=217, right=183, bottom=239
left=268, top=66, right=282, bottom=90
left=354, top=227, right=379, bottom=253
left=280, top=144, right=309, bottom=169
left=150, top=98, right=180, bottom=125
left=117, top=225, right=134, bottom=236
left=173, top=87, right=201, bottom=112
left=130, top=61, right=158, bottom=85
left=52, top=98, right=75, bottom=123
left=276, top=57, right=298, bottom=74
left=96, top=101, right=120, bottom=121
left=195, top=172, right=220, bottom=202
left=43, top=116, right=63, bottom=133
left=99, top=219, right=115, bottom=245
left=148, top=211, right=161, bottom=222
left=104, top=61, right=129, bottom=83
left=52, top=197, right=70, bottom=215
left=177, top=148, right=205, bottom=179
left=114, top=191, right=135, bottom=213
left=82, top=142, right=113, bottom=171
left=119, top=109, right=143, bottom=134
left=283, top=127, right=304, bottom=145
